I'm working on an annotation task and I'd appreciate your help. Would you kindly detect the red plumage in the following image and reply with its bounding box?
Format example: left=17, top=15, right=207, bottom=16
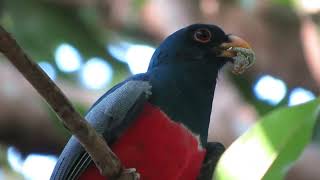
left=79, top=103, right=206, bottom=180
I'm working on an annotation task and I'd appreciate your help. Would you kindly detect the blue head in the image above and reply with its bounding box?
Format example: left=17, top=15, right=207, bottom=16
left=147, top=24, right=251, bottom=92
left=148, top=24, right=236, bottom=73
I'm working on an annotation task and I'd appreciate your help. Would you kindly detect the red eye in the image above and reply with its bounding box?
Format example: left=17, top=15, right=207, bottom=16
left=193, top=28, right=212, bottom=43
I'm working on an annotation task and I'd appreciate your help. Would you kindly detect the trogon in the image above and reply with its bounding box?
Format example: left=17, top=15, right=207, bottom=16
left=50, top=24, right=255, bottom=180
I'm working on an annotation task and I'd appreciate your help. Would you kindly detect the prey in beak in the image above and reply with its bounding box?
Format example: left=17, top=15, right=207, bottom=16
left=218, top=35, right=256, bottom=74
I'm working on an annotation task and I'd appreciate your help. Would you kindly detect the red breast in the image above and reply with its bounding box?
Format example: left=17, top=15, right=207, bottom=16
left=79, top=103, right=206, bottom=180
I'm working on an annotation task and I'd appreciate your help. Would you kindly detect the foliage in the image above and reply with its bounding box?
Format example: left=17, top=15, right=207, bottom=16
left=214, top=98, right=320, bottom=180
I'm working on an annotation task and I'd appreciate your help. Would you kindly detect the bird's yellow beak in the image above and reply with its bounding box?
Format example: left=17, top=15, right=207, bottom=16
left=218, top=35, right=255, bottom=74
left=219, top=35, right=251, bottom=57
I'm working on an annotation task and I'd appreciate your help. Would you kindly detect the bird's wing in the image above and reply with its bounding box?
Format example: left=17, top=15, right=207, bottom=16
left=50, top=76, right=151, bottom=180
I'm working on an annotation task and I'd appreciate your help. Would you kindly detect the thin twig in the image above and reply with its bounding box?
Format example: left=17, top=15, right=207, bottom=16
left=0, top=25, right=137, bottom=179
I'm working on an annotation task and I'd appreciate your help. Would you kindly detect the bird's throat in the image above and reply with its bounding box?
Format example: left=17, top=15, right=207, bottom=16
left=148, top=65, right=218, bottom=145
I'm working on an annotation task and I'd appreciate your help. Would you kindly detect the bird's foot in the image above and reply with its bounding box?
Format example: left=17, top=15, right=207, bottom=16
left=116, top=168, right=140, bottom=180
left=197, top=142, right=225, bottom=180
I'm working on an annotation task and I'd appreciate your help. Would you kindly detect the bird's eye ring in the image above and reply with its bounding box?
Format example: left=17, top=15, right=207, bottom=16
left=193, top=28, right=212, bottom=43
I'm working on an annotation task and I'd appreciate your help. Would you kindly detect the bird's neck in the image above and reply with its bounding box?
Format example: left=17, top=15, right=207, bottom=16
left=148, top=65, right=218, bottom=145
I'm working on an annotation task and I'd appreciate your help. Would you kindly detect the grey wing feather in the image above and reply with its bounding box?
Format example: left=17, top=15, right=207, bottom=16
left=50, top=80, right=152, bottom=180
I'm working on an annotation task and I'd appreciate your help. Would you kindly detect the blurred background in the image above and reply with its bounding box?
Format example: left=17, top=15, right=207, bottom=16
left=0, top=0, right=319, bottom=179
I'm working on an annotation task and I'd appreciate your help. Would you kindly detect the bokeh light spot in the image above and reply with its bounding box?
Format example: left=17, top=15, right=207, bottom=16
left=107, top=42, right=155, bottom=74
left=126, top=44, right=155, bottom=74
left=38, top=61, right=57, bottom=80
left=80, top=57, right=113, bottom=90
left=253, top=75, right=287, bottom=105
left=8, top=147, right=57, bottom=180
left=22, top=154, right=57, bottom=180
left=298, top=0, right=320, bottom=13
left=288, top=87, right=316, bottom=106
left=54, top=43, right=82, bottom=73
left=7, top=147, right=23, bottom=173
left=0, top=169, right=3, bottom=179
left=107, top=42, right=131, bottom=63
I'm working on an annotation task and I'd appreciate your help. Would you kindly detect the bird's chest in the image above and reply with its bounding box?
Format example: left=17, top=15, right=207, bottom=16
left=80, top=103, right=206, bottom=180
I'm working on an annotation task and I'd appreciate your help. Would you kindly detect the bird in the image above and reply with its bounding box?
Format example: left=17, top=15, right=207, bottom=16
left=50, top=24, right=255, bottom=180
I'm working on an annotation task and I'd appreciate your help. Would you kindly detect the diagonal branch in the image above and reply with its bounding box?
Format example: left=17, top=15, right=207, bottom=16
left=0, top=25, right=137, bottom=179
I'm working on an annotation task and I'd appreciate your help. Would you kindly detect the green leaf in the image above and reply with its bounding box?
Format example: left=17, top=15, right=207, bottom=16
left=214, top=98, right=320, bottom=180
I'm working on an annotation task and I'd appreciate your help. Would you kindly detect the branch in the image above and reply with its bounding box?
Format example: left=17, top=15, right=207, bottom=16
left=0, top=26, right=138, bottom=179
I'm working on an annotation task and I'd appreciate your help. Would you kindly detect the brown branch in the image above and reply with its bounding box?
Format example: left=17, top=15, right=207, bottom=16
left=0, top=26, right=138, bottom=179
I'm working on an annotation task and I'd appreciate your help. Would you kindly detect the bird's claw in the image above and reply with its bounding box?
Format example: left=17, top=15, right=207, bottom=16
left=231, top=47, right=255, bottom=74
left=118, top=168, right=140, bottom=180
